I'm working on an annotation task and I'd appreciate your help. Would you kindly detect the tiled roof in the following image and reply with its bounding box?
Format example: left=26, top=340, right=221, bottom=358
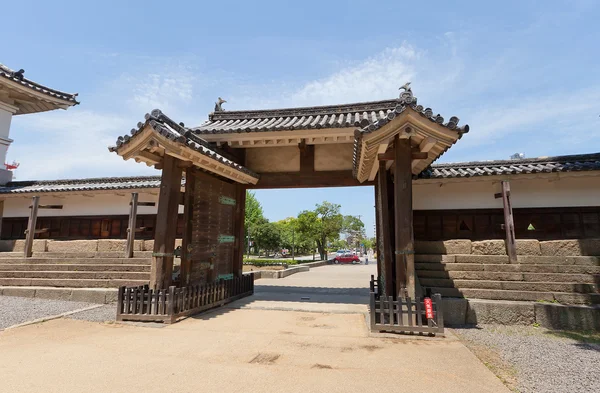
left=0, top=63, right=79, bottom=105
left=109, top=109, right=259, bottom=179
left=0, top=176, right=162, bottom=194
left=4, top=153, right=598, bottom=194
left=418, top=153, right=600, bottom=179
left=193, top=95, right=470, bottom=134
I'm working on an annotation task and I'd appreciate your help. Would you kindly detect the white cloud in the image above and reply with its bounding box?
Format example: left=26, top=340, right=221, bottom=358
left=288, top=45, right=419, bottom=106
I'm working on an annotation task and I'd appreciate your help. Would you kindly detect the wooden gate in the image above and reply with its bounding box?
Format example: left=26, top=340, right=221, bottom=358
left=186, top=170, right=239, bottom=286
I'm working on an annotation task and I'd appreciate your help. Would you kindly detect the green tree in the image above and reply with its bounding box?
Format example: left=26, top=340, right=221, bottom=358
left=297, top=201, right=343, bottom=260
left=245, top=191, right=266, bottom=255
left=253, top=222, right=281, bottom=255
left=341, top=215, right=365, bottom=249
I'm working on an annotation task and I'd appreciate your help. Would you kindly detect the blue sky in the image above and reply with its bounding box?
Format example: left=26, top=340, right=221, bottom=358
left=3, top=0, right=600, bottom=236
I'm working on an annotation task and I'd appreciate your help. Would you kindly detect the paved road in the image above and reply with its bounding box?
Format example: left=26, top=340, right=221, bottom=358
left=233, top=263, right=377, bottom=314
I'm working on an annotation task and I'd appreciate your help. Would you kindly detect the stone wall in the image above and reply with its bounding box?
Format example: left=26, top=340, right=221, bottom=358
left=0, top=239, right=183, bottom=253
left=415, top=239, right=600, bottom=256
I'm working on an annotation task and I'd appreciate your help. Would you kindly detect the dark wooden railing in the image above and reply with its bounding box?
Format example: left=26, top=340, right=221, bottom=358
left=368, top=276, right=444, bottom=335
left=116, top=274, right=254, bottom=323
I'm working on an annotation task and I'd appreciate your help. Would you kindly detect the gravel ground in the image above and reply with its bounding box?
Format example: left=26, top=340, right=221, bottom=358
left=0, top=296, right=94, bottom=330
left=452, top=325, right=600, bottom=393
left=65, top=304, right=116, bottom=323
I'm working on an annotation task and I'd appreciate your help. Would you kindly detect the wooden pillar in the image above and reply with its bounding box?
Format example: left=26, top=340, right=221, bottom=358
left=376, top=161, right=394, bottom=296
left=0, top=199, right=4, bottom=239
left=497, top=181, right=517, bottom=263
left=233, top=185, right=247, bottom=277
left=394, top=136, right=415, bottom=298
left=180, top=168, right=195, bottom=286
left=374, top=181, right=382, bottom=290
left=126, top=193, right=139, bottom=258
left=150, top=155, right=182, bottom=289
left=24, top=196, right=40, bottom=258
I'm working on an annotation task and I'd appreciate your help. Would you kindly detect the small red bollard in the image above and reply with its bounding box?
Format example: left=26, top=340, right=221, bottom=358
left=424, top=297, right=434, bottom=319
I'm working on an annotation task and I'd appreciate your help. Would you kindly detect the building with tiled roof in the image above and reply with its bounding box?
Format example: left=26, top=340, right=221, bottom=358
left=0, top=63, right=79, bottom=184
left=0, top=152, right=598, bottom=243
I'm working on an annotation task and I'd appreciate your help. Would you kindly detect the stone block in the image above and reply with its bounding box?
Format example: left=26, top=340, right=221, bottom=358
left=47, top=240, right=98, bottom=253
left=10, top=239, right=47, bottom=253
left=70, top=289, right=109, bottom=304
left=442, top=298, right=468, bottom=326
left=516, top=239, right=541, bottom=255
left=144, top=240, right=154, bottom=251
left=414, top=240, right=471, bottom=255
left=540, top=240, right=582, bottom=256
left=34, top=288, right=72, bottom=301
left=2, top=287, right=36, bottom=298
left=97, top=240, right=142, bottom=252
left=142, top=239, right=182, bottom=252
left=104, top=290, right=119, bottom=303
left=534, top=303, right=600, bottom=331
left=97, top=240, right=127, bottom=252
left=466, top=299, right=535, bottom=325
left=472, top=240, right=507, bottom=255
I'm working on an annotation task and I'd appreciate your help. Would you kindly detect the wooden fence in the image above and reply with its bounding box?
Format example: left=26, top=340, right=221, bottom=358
left=369, top=279, right=444, bottom=335
left=116, top=274, right=254, bottom=323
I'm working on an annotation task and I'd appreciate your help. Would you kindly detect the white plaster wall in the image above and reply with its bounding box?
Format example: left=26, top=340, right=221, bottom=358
left=314, top=144, right=353, bottom=171
left=245, top=146, right=300, bottom=172
left=413, top=174, right=600, bottom=210
left=0, top=107, right=13, bottom=165
left=1, top=191, right=172, bottom=218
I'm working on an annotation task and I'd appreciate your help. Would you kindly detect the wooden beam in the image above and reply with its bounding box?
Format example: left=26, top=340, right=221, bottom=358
left=394, top=136, right=415, bottom=298
left=126, top=193, right=138, bottom=258
left=150, top=155, right=183, bottom=289
left=299, top=142, right=315, bottom=173
left=233, top=184, right=247, bottom=277
left=497, top=181, right=517, bottom=263
left=378, top=150, right=428, bottom=161
left=24, top=196, right=40, bottom=258
left=419, top=137, right=436, bottom=153
left=376, top=162, right=394, bottom=296
left=249, top=171, right=372, bottom=189
left=180, top=168, right=195, bottom=286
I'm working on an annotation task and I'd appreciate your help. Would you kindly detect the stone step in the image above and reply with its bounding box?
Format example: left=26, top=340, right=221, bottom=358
left=0, top=271, right=150, bottom=280
left=415, top=262, right=600, bottom=274
left=0, top=251, right=154, bottom=259
left=417, top=270, right=598, bottom=283
left=0, top=286, right=118, bottom=303
left=0, top=257, right=151, bottom=265
left=416, top=254, right=600, bottom=266
left=0, top=264, right=151, bottom=272
left=420, top=278, right=598, bottom=293
left=0, top=278, right=148, bottom=288
left=429, top=287, right=600, bottom=305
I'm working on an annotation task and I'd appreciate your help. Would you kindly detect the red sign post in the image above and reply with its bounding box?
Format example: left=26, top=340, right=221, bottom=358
left=424, top=297, right=434, bottom=319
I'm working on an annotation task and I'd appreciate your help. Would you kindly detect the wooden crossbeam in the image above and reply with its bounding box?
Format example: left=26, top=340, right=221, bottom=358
left=29, top=204, right=63, bottom=209
left=378, top=151, right=429, bottom=160
left=129, top=201, right=156, bottom=206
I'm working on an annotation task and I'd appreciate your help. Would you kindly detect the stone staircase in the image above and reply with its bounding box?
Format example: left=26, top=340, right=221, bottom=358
left=0, top=252, right=151, bottom=303
left=416, top=254, right=600, bottom=305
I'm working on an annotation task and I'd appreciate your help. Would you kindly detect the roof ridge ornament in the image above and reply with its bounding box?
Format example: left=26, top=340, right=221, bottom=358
left=214, top=97, right=227, bottom=112
left=399, top=82, right=416, bottom=104
left=12, top=69, right=25, bottom=81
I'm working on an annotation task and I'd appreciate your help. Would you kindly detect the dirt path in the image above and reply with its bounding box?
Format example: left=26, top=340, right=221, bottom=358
left=0, top=307, right=509, bottom=393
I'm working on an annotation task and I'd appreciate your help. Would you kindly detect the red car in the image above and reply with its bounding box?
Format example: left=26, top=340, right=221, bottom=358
left=333, top=253, right=360, bottom=264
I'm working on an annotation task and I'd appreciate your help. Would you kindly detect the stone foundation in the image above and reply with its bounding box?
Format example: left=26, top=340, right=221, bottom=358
left=416, top=239, right=599, bottom=256
left=0, top=239, right=184, bottom=253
